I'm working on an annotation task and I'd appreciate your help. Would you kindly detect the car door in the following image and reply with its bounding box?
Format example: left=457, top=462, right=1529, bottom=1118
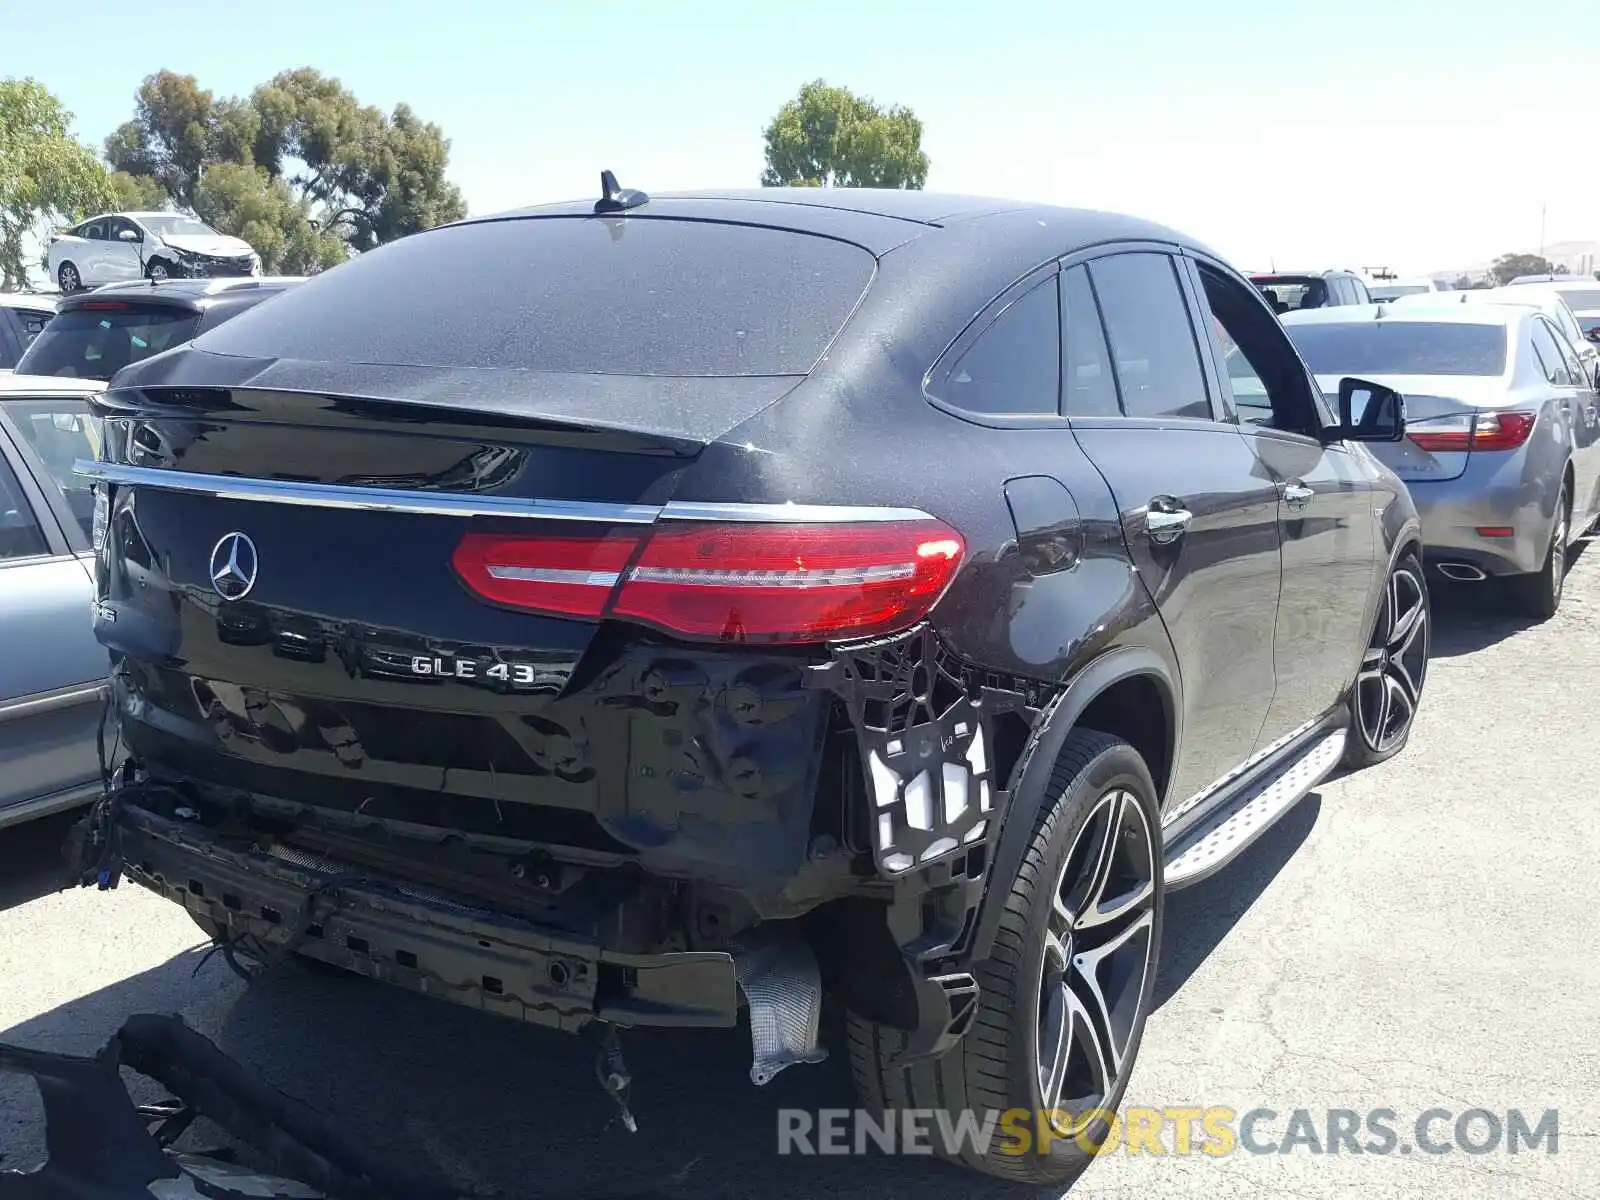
left=101, top=217, right=145, bottom=282
left=74, top=219, right=112, bottom=284
left=0, top=419, right=103, bottom=826
left=1530, top=315, right=1600, bottom=526
left=1185, top=255, right=1380, bottom=751
left=1063, top=250, right=1283, bottom=807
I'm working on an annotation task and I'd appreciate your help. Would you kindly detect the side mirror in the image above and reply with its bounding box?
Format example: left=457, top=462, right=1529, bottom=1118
left=1336, top=378, right=1406, bottom=442
left=117, top=229, right=138, bottom=242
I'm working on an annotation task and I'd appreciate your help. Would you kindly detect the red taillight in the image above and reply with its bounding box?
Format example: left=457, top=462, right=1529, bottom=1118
left=452, top=519, right=965, bottom=643
left=1408, top=410, right=1536, bottom=453
left=451, top=532, right=640, bottom=618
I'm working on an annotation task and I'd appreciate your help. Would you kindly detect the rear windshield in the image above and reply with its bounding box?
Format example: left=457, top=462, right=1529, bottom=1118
left=2, top=397, right=98, bottom=538
left=16, top=306, right=201, bottom=381
left=1551, top=286, right=1600, bottom=312
left=1285, top=321, right=1508, bottom=377
left=195, top=217, right=877, bottom=377
left=1252, top=276, right=1332, bottom=314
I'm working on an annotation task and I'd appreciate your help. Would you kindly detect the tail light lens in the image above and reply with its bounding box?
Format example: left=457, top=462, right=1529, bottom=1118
left=1409, top=410, right=1536, bottom=453
left=453, top=519, right=965, bottom=643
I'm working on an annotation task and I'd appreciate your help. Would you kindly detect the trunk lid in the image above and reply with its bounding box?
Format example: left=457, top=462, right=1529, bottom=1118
left=1316, top=371, right=1515, bottom=483
left=88, top=378, right=823, bottom=862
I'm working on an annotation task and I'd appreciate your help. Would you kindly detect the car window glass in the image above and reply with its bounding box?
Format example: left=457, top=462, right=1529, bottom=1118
left=1348, top=277, right=1371, bottom=304
left=83, top=222, right=105, bottom=240
left=1200, top=264, right=1324, bottom=436
left=1059, top=266, right=1121, bottom=417
left=1529, top=319, right=1573, bottom=385
left=1544, top=319, right=1585, bottom=385
left=0, top=454, right=49, bottom=560
left=16, top=307, right=203, bottom=382
left=1089, top=253, right=1211, bottom=420
left=5, top=398, right=98, bottom=539
left=1556, top=305, right=1584, bottom=346
left=17, top=309, right=52, bottom=344
left=941, top=277, right=1061, bottom=415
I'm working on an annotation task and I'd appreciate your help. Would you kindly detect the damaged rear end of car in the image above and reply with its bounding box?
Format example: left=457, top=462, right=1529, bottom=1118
left=71, top=197, right=1050, bottom=1117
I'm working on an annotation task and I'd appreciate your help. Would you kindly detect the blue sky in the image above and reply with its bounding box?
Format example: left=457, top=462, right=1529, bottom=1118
left=3, top=0, right=1594, bottom=274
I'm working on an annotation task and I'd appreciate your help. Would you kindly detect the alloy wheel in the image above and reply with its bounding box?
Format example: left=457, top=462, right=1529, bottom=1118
left=59, top=264, right=78, bottom=292
left=1036, top=788, right=1157, bottom=1131
left=148, top=262, right=169, bottom=281
left=1355, top=565, right=1428, bottom=753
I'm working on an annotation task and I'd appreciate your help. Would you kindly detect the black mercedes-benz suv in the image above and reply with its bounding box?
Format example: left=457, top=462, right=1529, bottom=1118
left=74, top=182, right=1428, bottom=1186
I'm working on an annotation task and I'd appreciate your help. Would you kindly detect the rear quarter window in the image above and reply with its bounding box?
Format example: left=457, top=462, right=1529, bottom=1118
left=195, top=217, right=878, bottom=377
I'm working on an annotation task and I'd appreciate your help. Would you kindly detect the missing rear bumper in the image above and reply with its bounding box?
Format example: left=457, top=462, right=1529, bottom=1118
left=107, top=802, right=739, bottom=1033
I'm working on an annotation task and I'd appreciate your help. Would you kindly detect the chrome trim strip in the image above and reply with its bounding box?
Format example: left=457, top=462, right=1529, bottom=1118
left=485, top=566, right=621, bottom=587
left=74, top=461, right=662, bottom=525
left=658, top=501, right=937, bottom=524
left=0, top=681, right=106, bottom=725
left=74, top=461, right=940, bottom=528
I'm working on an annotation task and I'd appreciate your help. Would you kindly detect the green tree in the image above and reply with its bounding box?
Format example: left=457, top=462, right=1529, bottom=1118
left=0, top=77, right=114, bottom=288
left=1489, top=253, right=1557, bottom=285
left=193, top=162, right=347, bottom=275
left=760, top=80, right=929, bottom=189
left=108, top=170, right=169, bottom=212
left=104, top=68, right=465, bottom=268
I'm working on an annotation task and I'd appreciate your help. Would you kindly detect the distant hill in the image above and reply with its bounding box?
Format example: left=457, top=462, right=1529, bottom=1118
left=1427, top=240, right=1600, bottom=284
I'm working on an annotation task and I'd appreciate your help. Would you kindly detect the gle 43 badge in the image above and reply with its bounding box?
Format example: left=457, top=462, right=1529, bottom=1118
left=410, top=655, right=546, bottom=687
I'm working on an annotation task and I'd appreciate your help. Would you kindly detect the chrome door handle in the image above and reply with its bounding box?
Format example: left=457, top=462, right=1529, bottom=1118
left=1282, top=482, right=1315, bottom=507
left=1145, top=504, right=1193, bottom=544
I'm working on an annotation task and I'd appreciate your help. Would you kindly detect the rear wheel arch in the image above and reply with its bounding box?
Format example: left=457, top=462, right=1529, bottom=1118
left=966, top=646, right=1177, bottom=964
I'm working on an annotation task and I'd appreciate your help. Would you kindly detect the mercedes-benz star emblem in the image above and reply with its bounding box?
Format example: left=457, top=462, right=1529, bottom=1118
left=209, top=532, right=259, bottom=602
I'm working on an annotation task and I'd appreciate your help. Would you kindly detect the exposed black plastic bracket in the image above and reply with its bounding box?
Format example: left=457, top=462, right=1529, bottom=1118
left=806, top=624, right=1054, bottom=885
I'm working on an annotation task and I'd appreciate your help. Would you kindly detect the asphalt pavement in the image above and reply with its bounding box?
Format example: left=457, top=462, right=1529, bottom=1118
left=2, top=551, right=1597, bottom=1199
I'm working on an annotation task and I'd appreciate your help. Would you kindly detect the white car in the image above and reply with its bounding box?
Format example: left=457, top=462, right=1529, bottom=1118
left=1368, top=277, right=1452, bottom=301
left=45, top=212, right=260, bottom=293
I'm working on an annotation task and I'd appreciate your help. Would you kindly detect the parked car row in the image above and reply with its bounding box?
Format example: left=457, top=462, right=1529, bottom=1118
left=0, top=184, right=1591, bottom=1188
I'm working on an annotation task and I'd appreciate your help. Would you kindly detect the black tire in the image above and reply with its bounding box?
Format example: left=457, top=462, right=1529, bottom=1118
left=57, top=261, right=80, bottom=293
left=1343, top=550, right=1429, bottom=770
left=847, top=729, right=1164, bottom=1186
left=1507, top=482, right=1569, bottom=621
left=145, top=258, right=173, bottom=282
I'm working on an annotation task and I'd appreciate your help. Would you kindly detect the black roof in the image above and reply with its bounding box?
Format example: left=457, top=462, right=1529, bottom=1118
left=467, top=187, right=1207, bottom=263
left=57, top=276, right=304, bottom=313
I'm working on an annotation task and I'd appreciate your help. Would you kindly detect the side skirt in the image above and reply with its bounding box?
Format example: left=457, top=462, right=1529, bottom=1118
left=1161, top=717, right=1345, bottom=891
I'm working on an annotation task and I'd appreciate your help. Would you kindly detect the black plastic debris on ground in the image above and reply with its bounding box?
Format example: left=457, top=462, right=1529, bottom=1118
left=0, top=1012, right=471, bottom=1199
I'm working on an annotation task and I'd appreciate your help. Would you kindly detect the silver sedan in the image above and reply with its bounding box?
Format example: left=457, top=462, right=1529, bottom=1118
left=0, top=374, right=107, bottom=829
left=1279, top=303, right=1600, bottom=618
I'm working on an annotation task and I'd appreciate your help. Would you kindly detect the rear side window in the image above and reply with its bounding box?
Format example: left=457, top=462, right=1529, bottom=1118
left=4, top=398, right=98, bottom=539
left=1285, top=321, right=1507, bottom=377
left=15, top=306, right=202, bottom=382
left=1089, top=253, right=1212, bottom=420
left=1060, top=266, right=1121, bottom=417
left=196, top=218, right=877, bottom=377
left=0, top=454, right=48, bottom=561
left=1529, top=318, right=1574, bottom=385
left=939, top=277, right=1060, bottom=415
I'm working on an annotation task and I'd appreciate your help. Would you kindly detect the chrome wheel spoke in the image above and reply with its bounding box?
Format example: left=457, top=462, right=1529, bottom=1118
left=1069, top=910, right=1153, bottom=1081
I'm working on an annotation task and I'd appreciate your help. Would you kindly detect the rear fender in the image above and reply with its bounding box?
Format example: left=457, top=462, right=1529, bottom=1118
left=964, top=645, right=1179, bottom=965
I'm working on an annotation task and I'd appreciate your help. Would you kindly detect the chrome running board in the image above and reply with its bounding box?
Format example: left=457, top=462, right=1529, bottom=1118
left=1163, top=730, right=1344, bottom=890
